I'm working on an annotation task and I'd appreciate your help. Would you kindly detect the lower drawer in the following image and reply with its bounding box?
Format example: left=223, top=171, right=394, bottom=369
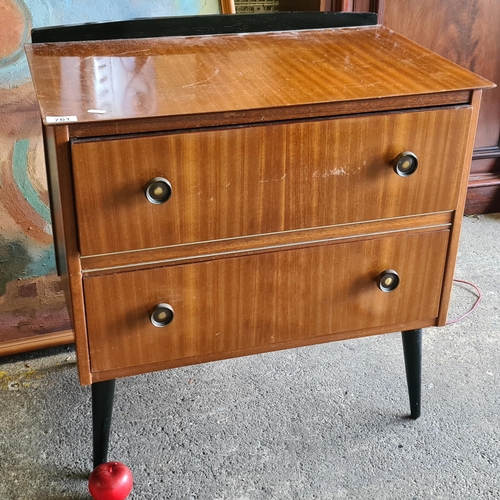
left=83, top=230, right=449, bottom=376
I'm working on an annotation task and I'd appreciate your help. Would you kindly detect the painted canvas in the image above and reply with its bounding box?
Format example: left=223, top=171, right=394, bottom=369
left=0, top=0, right=221, bottom=348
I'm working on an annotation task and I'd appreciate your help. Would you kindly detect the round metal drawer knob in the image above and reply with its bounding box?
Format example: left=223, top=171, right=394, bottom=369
left=145, top=177, right=172, bottom=204
left=377, top=270, right=400, bottom=292
left=393, top=152, right=418, bottom=177
left=150, top=303, right=174, bottom=327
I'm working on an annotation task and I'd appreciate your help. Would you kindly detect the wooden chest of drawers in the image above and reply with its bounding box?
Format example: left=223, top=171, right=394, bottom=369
left=26, top=13, right=492, bottom=467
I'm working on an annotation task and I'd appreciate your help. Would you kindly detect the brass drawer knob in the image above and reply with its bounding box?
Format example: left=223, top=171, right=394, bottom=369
left=150, top=303, right=174, bottom=327
left=145, top=177, right=172, bottom=204
left=393, top=152, right=418, bottom=177
left=377, top=270, right=400, bottom=292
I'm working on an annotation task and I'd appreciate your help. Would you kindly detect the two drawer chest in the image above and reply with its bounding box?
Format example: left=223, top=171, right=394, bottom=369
left=26, top=13, right=493, bottom=467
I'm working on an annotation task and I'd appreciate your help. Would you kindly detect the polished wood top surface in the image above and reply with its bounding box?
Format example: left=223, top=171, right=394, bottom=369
left=26, top=26, right=493, bottom=125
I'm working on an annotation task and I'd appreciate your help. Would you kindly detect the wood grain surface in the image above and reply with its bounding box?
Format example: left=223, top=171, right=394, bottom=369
left=80, top=212, right=453, bottom=274
left=26, top=23, right=490, bottom=385
left=25, top=26, right=492, bottom=126
left=72, top=107, right=471, bottom=256
left=83, top=229, right=449, bottom=376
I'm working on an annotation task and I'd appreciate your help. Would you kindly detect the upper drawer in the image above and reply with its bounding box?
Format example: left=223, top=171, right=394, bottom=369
left=72, top=107, right=472, bottom=256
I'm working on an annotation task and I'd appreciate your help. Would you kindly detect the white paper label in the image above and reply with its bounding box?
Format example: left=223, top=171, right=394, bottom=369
left=46, top=115, right=78, bottom=123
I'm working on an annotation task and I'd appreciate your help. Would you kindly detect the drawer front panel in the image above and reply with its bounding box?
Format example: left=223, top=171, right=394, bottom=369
left=72, top=107, right=470, bottom=256
left=84, top=230, right=449, bottom=374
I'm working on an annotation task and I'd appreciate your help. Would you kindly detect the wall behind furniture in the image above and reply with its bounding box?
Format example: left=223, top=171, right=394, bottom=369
left=0, top=0, right=220, bottom=352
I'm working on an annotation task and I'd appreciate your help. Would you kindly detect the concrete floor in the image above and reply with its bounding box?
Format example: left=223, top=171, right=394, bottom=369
left=0, top=214, right=499, bottom=500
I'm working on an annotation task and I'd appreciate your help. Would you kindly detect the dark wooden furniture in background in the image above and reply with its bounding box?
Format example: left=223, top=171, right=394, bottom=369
left=279, top=0, right=500, bottom=214
left=26, top=13, right=491, bottom=467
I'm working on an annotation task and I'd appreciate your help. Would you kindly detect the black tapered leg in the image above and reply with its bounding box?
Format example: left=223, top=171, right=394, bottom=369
left=92, top=379, right=116, bottom=468
left=401, top=329, right=422, bottom=419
